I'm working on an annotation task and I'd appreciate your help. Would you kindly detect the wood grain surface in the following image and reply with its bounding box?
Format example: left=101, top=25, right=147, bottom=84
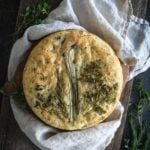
left=0, top=0, right=149, bottom=150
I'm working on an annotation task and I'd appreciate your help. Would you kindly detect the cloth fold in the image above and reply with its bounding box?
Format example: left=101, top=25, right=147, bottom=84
left=11, top=100, right=124, bottom=150
left=8, top=0, right=150, bottom=149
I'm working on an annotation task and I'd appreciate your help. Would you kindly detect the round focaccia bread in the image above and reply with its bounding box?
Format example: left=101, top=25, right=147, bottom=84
left=23, top=30, right=123, bottom=130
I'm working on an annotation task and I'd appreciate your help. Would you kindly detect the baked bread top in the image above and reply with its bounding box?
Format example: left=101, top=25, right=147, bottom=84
left=23, top=30, right=123, bottom=130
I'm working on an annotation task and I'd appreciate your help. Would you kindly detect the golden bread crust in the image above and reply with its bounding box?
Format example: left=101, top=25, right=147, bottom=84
left=23, top=30, right=123, bottom=130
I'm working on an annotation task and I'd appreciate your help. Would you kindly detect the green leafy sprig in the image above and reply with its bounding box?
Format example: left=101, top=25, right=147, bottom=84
left=124, top=79, right=150, bottom=150
left=14, top=0, right=51, bottom=40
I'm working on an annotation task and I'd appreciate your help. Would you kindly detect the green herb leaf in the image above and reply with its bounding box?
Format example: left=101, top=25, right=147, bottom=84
left=123, top=79, right=150, bottom=150
left=14, top=0, right=51, bottom=40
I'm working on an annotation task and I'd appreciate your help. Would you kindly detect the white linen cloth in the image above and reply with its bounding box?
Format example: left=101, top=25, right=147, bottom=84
left=8, top=0, right=150, bottom=150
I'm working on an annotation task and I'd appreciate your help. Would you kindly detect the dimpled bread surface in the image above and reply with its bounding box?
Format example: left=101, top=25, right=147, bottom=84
left=23, top=30, right=123, bottom=130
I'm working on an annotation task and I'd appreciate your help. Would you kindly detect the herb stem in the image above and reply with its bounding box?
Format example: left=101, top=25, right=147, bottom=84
left=129, top=116, right=138, bottom=150
left=123, top=79, right=150, bottom=150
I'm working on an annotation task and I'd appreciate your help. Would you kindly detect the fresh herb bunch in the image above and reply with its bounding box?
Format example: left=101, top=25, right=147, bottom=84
left=14, top=0, right=51, bottom=40
left=124, top=79, right=150, bottom=150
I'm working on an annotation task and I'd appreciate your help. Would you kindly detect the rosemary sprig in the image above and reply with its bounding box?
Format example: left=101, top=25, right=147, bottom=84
left=14, top=0, right=51, bottom=40
left=123, top=79, right=150, bottom=150
left=135, top=79, right=150, bottom=100
left=129, top=115, right=138, bottom=149
left=64, top=50, right=76, bottom=122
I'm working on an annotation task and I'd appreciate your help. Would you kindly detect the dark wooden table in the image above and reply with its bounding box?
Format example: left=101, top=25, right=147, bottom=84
left=0, top=0, right=149, bottom=150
